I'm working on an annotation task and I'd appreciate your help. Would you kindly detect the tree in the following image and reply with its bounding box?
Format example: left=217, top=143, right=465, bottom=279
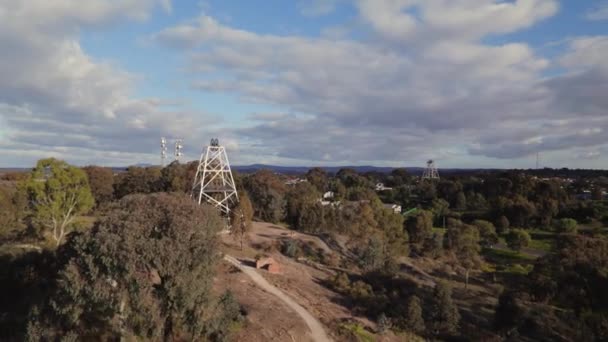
left=243, top=170, right=287, bottom=223
left=375, top=206, right=408, bottom=258
left=22, top=159, right=94, bottom=246
left=0, top=184, right=26, bottom=239
left=305, top=167, right=328, bottom=193
left=556, top=218, right=578, bottom=234
left=416, top=180, right=437, bottom=202
left=431, top=199, right=450, bottom=229
left=231, top=192, right=254, bottom=250
left=473, top=220, right=498, bottom=247
left=422, top=233, right=443, bottom=258
left=387, top=168, right=411, bottom=187
left=285, top=182, right=322, bottom=232
left=357, top=234, right=386, bottom=271
left=505, top=195, right=536, bottom=228
left=454, top=225, right=482, bottom=289
left=406, top=210, right=433, bottom=245
left=445, top=222, right=482, bottom=288
left=466, top=192, right=487, bottom=211
left=404, top=295, right=426, bottom=334
left=437, top=180, right=463, bottom=206
left=114, top=166, right=163, bottom=199
left=496, top=215, right=510, bottom=234
left=430, top=281, right=460, bottom=335
left=160, top=161, right=188, bottom=193
left=29, top=193, right=228, bottom=340
left=494, top=290, right=523, bottom=335
left=528, top=234, right=608, bottom=340
left=455, top=191, right=467, bottom=210
left=592, top=187, right=603, bottom=201
left=506, top=229, right=531, bottom=252
left=82, top=166, right=114, bottom=207
left=537, top=198, right=559, bottom=227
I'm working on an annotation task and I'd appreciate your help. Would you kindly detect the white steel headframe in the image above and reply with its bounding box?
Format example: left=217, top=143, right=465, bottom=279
left=191, top=139, right=238, bottom=215
left=422, top=159, right=440, bottom=180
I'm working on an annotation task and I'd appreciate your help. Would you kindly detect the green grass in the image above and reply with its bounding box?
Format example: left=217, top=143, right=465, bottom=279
left=503, top=263, right=534, bottom=275
left=340, top=323, right=375, bottom=342
left=432, top=227, right=446, bottom=236
left=483, top=247, right=536, bottom=265
left=526, top=229, right=555, bottom=252
left=528, top=238, right=553, bottom=252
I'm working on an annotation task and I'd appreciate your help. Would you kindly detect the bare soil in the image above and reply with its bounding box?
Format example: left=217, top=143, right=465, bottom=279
left=213, top=261, right=313, bottom=342
left=219, top=221, right=501, bottom=341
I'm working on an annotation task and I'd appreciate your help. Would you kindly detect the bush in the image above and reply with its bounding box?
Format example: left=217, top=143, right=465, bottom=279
left=350, top=281, right=373, bottom=301
left=331, top=272, right=351, bottom=292
left=555, top=218, right=578, bottom=234
left=26, top=193, right=231, bottom=340
left=506, top=229, right=531, bottom=252
left=377, top=313, right=392, bottom=334
left=281, top=239, right=301, bottom=258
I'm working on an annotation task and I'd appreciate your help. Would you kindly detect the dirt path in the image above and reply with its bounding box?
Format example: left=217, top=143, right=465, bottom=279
left=250, top=222, right=333, bottom=254
left=224, top=255, right=332, bottom=342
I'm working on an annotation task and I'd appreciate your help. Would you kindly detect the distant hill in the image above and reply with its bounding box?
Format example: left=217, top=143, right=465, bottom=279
left=1, top=164, right=502, bottom=176
left=230, top=164, right=500, bottom=176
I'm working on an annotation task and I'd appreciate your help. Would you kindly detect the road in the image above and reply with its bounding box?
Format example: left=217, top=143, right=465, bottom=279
left=224, top=255, right=332, bottom=342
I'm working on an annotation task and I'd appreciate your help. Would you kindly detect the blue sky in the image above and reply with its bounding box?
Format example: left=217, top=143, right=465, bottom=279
left=0, top=0, right=607, bottom=168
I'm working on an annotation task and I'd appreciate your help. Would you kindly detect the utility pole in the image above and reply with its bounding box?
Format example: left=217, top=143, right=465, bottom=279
left=174, top=138, right=184, bottom=162
left=160, top=137, right=168, bottom=167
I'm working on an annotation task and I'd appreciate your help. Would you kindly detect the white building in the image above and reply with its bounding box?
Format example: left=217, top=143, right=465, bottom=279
left=375, top=182, right=393, bottom=191
left=383, top=203, right=402, bottom=214
left=323, top=191, right=334, bottom=199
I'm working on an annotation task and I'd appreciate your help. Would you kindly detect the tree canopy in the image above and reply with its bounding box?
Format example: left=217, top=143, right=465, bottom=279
left=28, top=193, right=230, bottom=340
left=22, top=158, right=94, bottom=246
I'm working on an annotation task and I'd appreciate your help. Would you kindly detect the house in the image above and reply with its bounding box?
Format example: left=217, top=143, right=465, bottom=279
left=375, top=182, right=393, bottom=191
left=319, top=199, right=341, bottom=207
left=383, top=203, right=402, bottom=214
left=576, top=190, right=592, bottom=200
left=285, top=178, right=307, bottom=186
left=323, top=191, right=334, bottom=199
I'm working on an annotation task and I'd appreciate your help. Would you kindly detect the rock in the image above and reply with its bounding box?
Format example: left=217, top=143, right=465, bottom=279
left=256, top=257, right=281, bottom=274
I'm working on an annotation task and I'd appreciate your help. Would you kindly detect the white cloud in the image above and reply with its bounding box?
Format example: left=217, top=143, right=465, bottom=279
left=0, top=0, right=203, bottom=167
left=152, top=1, right=608, bottom=167
left=356, top=0, right=558, bottom=42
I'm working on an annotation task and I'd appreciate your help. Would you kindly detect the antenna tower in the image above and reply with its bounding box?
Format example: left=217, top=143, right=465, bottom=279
left=422, top=159, right=440, bottom=180
left=191, top=138, right=238, bottom=215
left=174, top=138, right=184, bottom=161
left=160, top=137, right=168, bottom=166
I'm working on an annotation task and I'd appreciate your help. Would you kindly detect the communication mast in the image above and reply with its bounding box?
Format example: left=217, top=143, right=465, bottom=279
left=422, top=159, right=440, bottom=180
left=160, top=137, right=168, bottom=166
left=174, top=138, right=184, bottom=161
left=191, top=138, right=238, bottom=215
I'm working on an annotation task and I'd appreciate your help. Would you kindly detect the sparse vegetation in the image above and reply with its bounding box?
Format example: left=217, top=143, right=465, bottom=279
left=2, top=160, right=608, bottom=341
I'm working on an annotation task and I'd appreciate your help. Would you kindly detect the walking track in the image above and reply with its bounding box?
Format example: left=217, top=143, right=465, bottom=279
left=224, top=255, right=331, bottom=342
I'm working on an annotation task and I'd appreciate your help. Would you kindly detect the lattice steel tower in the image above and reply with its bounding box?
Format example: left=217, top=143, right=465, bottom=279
left=422, top=159, right=440, bottom=180
left=191, top=138, right=238, bottom=215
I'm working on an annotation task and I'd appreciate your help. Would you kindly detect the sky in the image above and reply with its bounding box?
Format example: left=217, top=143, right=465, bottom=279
left=0, top=0, right=607, bottom=169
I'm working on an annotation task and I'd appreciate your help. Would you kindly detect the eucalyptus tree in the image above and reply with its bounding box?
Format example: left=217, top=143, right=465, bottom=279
left=22, top=158, right=94, bottom=246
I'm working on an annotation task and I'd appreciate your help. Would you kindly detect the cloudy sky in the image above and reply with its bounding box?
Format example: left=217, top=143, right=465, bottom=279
left=0, top=0, right=607, bottom=168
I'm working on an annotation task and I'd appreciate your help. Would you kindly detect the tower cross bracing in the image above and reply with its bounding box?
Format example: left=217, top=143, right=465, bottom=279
left=191, top=139, right=238, bottom=215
